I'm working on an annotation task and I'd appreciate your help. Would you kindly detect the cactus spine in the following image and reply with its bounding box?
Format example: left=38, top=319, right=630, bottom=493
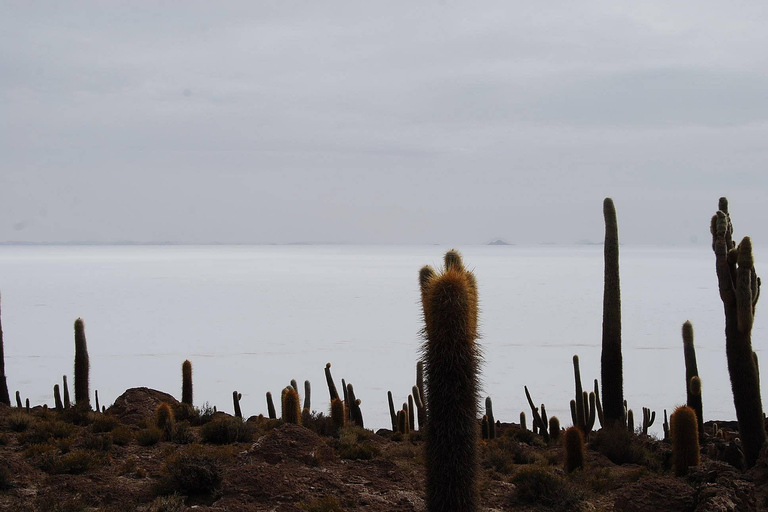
left=420, top=250, right=480, bottom=512
left=282, top=386, right=301, bottom=425
left=671, top=405, right=700, bottom=476
left=681, top=321, right=704, bottom=438
left=181, top=360, right=193, bottom=406
left=233, top=391, right=242, bottom=418
left=601, top=198, right=624, bottom=427
left=0, top=294, right=9, bottom=406
left=62, top=376, right=71, bottom=409
left=485, top=397, right=496, bottom=440
left=564, top=426, right=585, bottom=473
left=74, top=318, right=90, bottom=408
left=266, top=391, right=276, bottom=419
left=711, top=197, right=765, bottom=467
left=54, top=384, right=63, bottom=411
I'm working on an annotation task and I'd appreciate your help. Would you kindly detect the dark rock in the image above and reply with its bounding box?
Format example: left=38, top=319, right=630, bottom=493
left=614, top=477, right=696, bottom=512
left=251, top=423, right=336, bottom=466
left=106, top=387, right=178, bottom=425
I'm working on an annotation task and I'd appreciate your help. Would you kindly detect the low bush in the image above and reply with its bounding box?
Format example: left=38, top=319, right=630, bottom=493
left=22, top=420, right=75, bottom=445
left=510, top=465, right=586, bottom=510
left=589, top=427, right=661, bottom=470
left=337, top=427, right=380, bottom=460
left=7, top=413, right=34, bottom=432
left=91, top=414, right=120, bottom=433
left=81, top=433, right=113, bottom=451
left=164, top=446, right=222, bottom=495
left=136, top=427, right=162, bottom=447
left=147, top=493, right=187, bottom=512
left=201, top=416, right=252, bottom=444
left=172, top=421, right=196, bottom=444
left=111, top=425, right=134, bottom=446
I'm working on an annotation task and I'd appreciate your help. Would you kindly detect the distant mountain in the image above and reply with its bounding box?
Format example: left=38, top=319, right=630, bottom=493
left=487, top=239, right=511, bottom=246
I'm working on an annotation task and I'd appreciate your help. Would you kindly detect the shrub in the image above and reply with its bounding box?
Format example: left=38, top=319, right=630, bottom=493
left=194, top=402, right=216, bottom=425
left=510, top=466, right=586, bottom=510
left=173, top=403, right=198, bottom=424
left=136, top=427, right=162, bottom=447
left=91, top=414, right=120, bottom=433
left=590, top=426, right=649, bottom=466
left=7, top=413, right=34, bottom=432
left=111, top=426, right=134, bottom=446
left=201, top=416, right=252, bottom=444
left=56, top=450, right=100, bottom=474
left=164, top=447, right=222, bottom=495
left=81, top=433, right=113, bottom=451
left=482, top=436, right=540, bottom=474
left=147, top=493, right=187, bottom=512
left=22, top=420, right=75, bottom=445
left=172, top=421, right=196, bottom=444
left=337, top=427, right=380, bottom=460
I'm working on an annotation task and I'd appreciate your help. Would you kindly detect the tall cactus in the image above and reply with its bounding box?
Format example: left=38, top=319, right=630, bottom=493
left=233, top=391, right=242, bottom=418
left=601, top=198, right=624, bottom=426
left=420, top=250, right=480, bottom=512
left=711, top=197, right=765, bottom=467
left=525, top=386, right=549, bottom=442
left=485, top=396, right=496, bottom=440
left=266, top=391, right=276, bottom=419
left=564, top=426, right=585, bottom=473
left=671, top=405, right=700, bottom=476
left=681, top=321, right=703, bottom=438
left=54, top=384, right=63, bottom=411
left=0, top=294, right=10, bottom=406
left=324, top=363, right=339, bottom=402
left=282, top=386, right=301, bottom=425
left=181, top=360, right=193, bottom=406
left=412, top=385, right=426, bottom=431
left=347, top=383, right=364, bottom=428
left=74, top=318, right=90, bottom=408
left=303, top=380, right=311, bottom=414
left=62, top=375, right=71, bottom=409
left=388, top=391, right=397, bottom=431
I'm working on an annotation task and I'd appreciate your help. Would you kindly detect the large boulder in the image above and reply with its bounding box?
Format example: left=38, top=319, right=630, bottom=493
left=107, top=387, right=178, bottom=425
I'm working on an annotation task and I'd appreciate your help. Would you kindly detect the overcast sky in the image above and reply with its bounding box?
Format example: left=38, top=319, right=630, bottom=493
left=2, top=1, right=767, bottom=245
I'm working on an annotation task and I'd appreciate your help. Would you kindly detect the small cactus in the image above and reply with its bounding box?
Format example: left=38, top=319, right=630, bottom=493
left=347, top=383, right=364, bottom=428
left=564, top=426, right=585, bottom=473
left=524, top=386, right=549, bottom=442
left=671, top=405, right=700, bottom=476
left=303, top=380, right=311, bottom=414
left=594, top=379, right=604, bottom=428
left=182, top=360, right=193, bottom=406
left=412, top=385, right=426, bottom=431
left=520, top=411, right=527, bottom=431
left=0, top=294, right=9, bottom=406
left=485, top=397, right=496, bottom=439
left=282, top=386, right=301, bottom=425
left=549, top=416, right=561, bottom=442
left=156, top=402, right=175, bottom=440
left=74, top=318, right=90, bottom=408
left=25, top=398, right=30, bottom=413
left=324, top=363, right=339, bottom=402
left=398, top=408, right=410, bottom=434
left=408, top=395, right=415, bottom=432
left=682, top=322, right=704, bottom=438
left=233, top=391, right=243, bottom=419
left=642, top=407, right=655, bottom=436
left=15, top=390, right=22, bottom=409
left=266, top=391, right=276, bottom=419
left=416, top=360, right=427, bottom=426
left=95, top=390, right=100, bottom=413
left=627, top=409, right=635, bottom=434
left=388, top=391, right=397, bottom=431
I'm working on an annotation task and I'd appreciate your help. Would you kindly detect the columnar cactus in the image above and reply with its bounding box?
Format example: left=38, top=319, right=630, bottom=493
left=0, top=294, right=9, bottom=406
left=572, top=356, right=597, bottom=436
left=481, top=415, right=489, bottom=440
left=520, top=411, right=527, bottom=431
left=420, top=250, right=480, bottom=512
left=95, top=390, right=100, bottom=413
left=346, top=383, right=364, bottom=428
left=282, top=386, right=301, bottom=425
left=601, top=198, right=624, bottom=427
left=324, top=363, right=339, bottom=402
left=74, top=318, right=90, bottom=408
left=594, top=379, right=604, bottom=428
left=671, top=405, right=700, bottom=476
left=25, top=398, right=30, bottom=413
left=398, top=408, right=410, bottom=434
left=156, top=403, right=175, bottom=440
left=54, top=384, right=63, bottom=411
left=62, top=376, right=71, bottom=409
left=182, top=360, right=193, bottom=406
left=681, top=321, right=704, bottom=438
left=564, top=426, right=585, bottom=473
left=303, top=380, right=311, bottom=414
left=408, top=395, right=415, bottom=432
left=388, top=391, right=397, bottom=431
left=663, top=409, right=670, bottom=440
left=331, top=398, right=345, bottom=429
left=711, top=197, right=765, bottom=467
left=549, top=416, right=561, bottom=442
left=416, top=360, right=427, bottom=424
left=642, top=407, right=656, bottom=436
left=485, top=397, right=496, bottom=440
left=627, top=409, right=635, bottom=434
left=15, top=391, right=21, bottom=409
left=266, top=391, right=276, bottom=419
left=233, top=391, right=242, bottom=418
left=524, top=386, right=549, bottom=442
left=412, top=385, right=426, bottom=431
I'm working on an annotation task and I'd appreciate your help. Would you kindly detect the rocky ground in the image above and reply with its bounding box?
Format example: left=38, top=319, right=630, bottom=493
left=0, top=387, right=766, bottom=511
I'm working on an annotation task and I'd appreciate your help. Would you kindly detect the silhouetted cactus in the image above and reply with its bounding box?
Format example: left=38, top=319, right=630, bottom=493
left=15, top=391, right=21, bottom=409
left=0, top=294, right=9, bottom=406
left=681, top=321, right=703, bottom=438
left=663, top=409, right=669, bottom=440
left=303, top=380, right=311, bottom=414
left=25, top=398, right=29, bottom=413
left=290, top=379, right=298, bottom=392
left=564, top=426, right=585, bottom=473
left=485, top=397, right=496, bottom=440
left=62, top=376, right=71, bottom=409
left=420, top=250, right=480, bottom=512
left=398, top=408, right=410, bottom=434
left=266, top=391, right=276, bottom=419
left=549, top=416, right=561, bottom=442
left=324, top=363, right=339, bottom=402
left=182, top=360, right=193, bottom=406
left=520, top=411, right=527, bottom=431
left=282, top=386, right=301, bottom=425
left=74, top=318, right=90, bottom=408
left=416, top=360, right=427, bottom=425
left=671, top=405, right=700, bottom=476
left=573, top=355, right=586, bottom=431
left=601, top=198, right=624, bottom=427
left=481, top=415, right=489, bottom=440
left=233, top=391, right=242, bottom=418
left=388, top=391, right=397, bottom=431
left=331, top=397, right=345, bottom=429
left=594, top=379, right=604, bottom=428
left=711, top=197, right=765, bottom=467
left=627, top=409, right=634, bottom=434
left=54, top=384, right=63, bottom=411
left=525, top=386, right=549, bottom=442
left=412, top=385, right=426, bottom=431
left=642, top=407, right=655, bottom=436
left=347, top=383, right=364, bottom=428
left=95, top=390, right=100, bottom=413
left=408, top=395, right=415, bottom=432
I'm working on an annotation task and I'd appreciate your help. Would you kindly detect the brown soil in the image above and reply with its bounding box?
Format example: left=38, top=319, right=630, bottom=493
left=0, top=391, right=766, bottom=512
